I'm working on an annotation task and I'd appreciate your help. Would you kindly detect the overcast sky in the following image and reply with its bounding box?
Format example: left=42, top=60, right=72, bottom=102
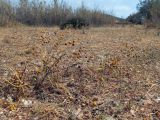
left=13, top=0, right=140, bottom=18
left=47, top=0, right=140, bottom=18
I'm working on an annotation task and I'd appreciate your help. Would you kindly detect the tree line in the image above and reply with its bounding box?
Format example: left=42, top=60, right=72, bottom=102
left=0, top=0, right=115, bottom=26
left=127, top=0, right=160, bottom=27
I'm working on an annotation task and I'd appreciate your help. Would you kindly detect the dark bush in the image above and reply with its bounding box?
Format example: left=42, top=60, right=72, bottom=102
left=127, top=12, right=144, bottom=24
left=60, top=17, right=89, bottom=30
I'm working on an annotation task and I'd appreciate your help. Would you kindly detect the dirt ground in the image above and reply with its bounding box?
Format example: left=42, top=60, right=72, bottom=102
left=0, top=25, right=160, bottom=120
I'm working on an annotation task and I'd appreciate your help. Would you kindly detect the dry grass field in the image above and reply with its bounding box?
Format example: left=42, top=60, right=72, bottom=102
left=0, top=25, right=160, bottom=120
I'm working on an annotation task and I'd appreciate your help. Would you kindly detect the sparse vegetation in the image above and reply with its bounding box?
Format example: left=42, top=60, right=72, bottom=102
left=0, top=0, right=160, bottom=120
left=0, top=26, right=160, bottom=119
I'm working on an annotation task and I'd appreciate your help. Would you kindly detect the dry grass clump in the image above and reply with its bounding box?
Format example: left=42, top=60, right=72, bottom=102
left=0, top=26, right=160, bottom=119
